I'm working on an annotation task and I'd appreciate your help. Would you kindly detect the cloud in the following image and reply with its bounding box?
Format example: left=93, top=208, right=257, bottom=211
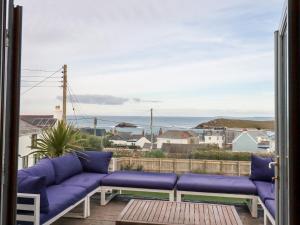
left=18, top=0, right=283, bottom=116
left=56, top=95, right=161, bottom=106
left=132, top=98, right=161, bottom=103
left=58, top=95, right=129, bottom=105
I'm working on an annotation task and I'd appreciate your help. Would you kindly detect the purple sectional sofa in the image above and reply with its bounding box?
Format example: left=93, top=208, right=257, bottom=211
left=176, top=155, right=276, bottom=223
left=16, top=151, right=112, bottom=225
left=100, top=171, right=177, bottom=205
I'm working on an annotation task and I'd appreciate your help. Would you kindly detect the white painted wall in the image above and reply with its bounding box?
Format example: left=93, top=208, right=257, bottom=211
left=111, top=140, right=128, bottom=146
left=135, top=137, right=151, bottom=148
left=204, top=135, right=224, bottom=148
left=18, top=135, right=36, bottom=169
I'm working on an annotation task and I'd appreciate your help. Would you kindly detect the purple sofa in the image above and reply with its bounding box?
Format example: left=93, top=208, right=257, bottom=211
left=102, top=171, right=177, bottom=190
left=176, top=155, right=276, bottom=222
left=100, top=171, right=177, bottom=205
left=17, top=151, right=112, bottom=225
left=177, top=173, right=257, bottom=195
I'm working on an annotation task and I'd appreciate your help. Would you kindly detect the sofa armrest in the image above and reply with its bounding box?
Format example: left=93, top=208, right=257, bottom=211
left=16, top=193, right=40, bottom=225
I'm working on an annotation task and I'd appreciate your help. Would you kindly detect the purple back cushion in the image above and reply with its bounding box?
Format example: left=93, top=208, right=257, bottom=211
left=78, top=151, right=113, bottom=174
left=51, top=154, right=83, bottom=184
left=22, top=158, right=55, bottom=186
left=17, top=173, right=49, bottom=213
left=250, top=155, right=274, bottom=182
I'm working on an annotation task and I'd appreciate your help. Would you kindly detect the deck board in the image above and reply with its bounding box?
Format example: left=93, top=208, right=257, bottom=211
left=116, top=200, right=243, bottom=225
left=52, top=197, right=263, bottom=225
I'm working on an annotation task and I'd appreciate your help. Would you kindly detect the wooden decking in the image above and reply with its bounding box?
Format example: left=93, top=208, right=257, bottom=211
left=117, top=200, right=243, bottom=225
left=53, top=196, right=263, bottom=225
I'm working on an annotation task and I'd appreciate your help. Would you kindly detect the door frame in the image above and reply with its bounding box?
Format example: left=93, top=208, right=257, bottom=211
left=275, top=1, right=300, bottom=225
left=0, top=0, right=22, bottom=224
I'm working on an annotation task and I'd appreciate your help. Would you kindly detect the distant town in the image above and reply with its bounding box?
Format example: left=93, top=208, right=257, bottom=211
left=18, top=108, right=275, bottom=170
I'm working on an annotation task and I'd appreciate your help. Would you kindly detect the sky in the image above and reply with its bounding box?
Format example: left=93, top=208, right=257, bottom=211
left=16, top=0, right=284, bottom=117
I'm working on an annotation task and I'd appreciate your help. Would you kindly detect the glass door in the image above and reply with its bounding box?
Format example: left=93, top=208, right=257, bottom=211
left=0, top=0, right=22, bottom=224
left=275, top=5, right=288, bottom=225
left=275, top=0, right=300, bottom=224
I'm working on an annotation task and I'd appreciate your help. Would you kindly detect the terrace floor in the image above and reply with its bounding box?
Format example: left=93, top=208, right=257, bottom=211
left=53, top=194, right=263, bottom=225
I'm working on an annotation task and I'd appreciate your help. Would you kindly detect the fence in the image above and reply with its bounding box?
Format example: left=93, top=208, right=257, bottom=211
left=110, top=157, right=251, bottom=176
left=20, top=154, right=251, bottom=176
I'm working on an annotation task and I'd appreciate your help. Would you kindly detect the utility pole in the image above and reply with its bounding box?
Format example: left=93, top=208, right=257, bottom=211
left=150, top=108, right=153, bottom=150
left=62, top=64, right=67, bottom=122
left=94, top=117, right=97, bottom=136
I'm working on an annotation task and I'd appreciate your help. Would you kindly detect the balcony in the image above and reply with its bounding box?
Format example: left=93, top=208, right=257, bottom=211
left=53, top=196, right=263, bottom=225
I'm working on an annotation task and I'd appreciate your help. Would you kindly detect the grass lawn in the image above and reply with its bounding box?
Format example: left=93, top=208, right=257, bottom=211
left=121, top=191, right=246, bottom=205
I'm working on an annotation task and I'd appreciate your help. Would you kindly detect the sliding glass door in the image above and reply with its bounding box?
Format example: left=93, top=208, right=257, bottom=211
left=275, top=5, right=288, bottom=225
left=0, top=0, right=22, bottom=224
left=275, top=1, right=300, bottom=225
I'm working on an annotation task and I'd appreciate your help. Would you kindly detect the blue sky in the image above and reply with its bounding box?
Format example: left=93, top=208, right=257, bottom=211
left=17, top=0, right=284, bottom=117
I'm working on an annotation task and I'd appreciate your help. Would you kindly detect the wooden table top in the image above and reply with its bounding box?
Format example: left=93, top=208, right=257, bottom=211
left=116, top=199, right=243, bottom=225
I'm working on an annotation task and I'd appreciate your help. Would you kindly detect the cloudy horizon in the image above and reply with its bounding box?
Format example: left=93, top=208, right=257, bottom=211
left=17, top=0, right=284, bottom=117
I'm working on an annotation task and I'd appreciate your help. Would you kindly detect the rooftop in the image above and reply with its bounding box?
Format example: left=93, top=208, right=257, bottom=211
left=53, top=196, right=263, bottom=225
left=158, top=130, right=198, bottom=139
left=20, top=115, right=57, bottom=129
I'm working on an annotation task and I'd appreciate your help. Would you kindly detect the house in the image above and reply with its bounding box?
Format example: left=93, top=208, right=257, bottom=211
left=142, top=143, right=158, bottom=151
left=20, top=115, right=57, bottom=128
left=109, top=132, right=131, bottom=146
left=18, top=119, right=42, bottom=169
left=200, top=129, right=225, bottom=148
left=156, top=130, right=199, bottom=149
left=109, top=132, right=151, bottom=148
left=18, top=115, right=58, bottom=169
left=232, top=130, right=270, bottom=152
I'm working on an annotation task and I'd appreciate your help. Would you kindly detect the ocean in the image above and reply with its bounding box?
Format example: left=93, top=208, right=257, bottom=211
left=67, top=116, right=274, bottom=135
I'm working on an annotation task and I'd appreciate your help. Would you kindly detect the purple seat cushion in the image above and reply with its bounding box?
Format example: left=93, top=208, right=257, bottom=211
left=101, top=171, right=177, bottom=190
left=40, top=185, right=86, bottom=224
left=17, top=173, right=49, bottom=213
left=77, top=151, right=113, bottom=173
left=60, top=172, right=107, bottom=193
left=265, top=199, right=275, bottom=218
left=254, top=181, right=275, bottom=202
left=51, top=154, right=83, bottom=184
left=250, top=155, right=274, bottom=182
left=20, top=158, right=55, bottom=186
left=177, top=173, right=257, bottom=195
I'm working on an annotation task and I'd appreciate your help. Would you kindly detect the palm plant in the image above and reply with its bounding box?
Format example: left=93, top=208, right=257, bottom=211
left=30, top=120, right=84, bottom=158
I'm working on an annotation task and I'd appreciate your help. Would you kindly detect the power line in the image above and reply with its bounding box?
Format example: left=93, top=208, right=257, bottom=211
left=21, top=85, right=61, bottom=88
left=21, top=67, right=63, bottom=95
left=21, top=80, right=62, bottom=83
left=67, top=86, right=78, bottom=125
left=22, top=75, right=62, bottom=78
left=22, top=68, right=59, bottom=72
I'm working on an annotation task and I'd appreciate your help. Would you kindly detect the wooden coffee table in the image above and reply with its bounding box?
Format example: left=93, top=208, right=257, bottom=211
left=116, top=199, right=243, bottom=225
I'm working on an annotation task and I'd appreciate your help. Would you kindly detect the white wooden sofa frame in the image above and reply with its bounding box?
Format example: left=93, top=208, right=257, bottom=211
left=100, top=186, right=174, bottom=206
left=176, top=190, right=258, bottom=218
left=258, top=197, right=275, bottom=225
left=16, top=187, right=100, bottom=225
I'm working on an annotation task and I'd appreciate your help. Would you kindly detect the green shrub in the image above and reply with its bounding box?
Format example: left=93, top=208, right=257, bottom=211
left=120, top=163, right=144, bottom=171
left=144, top=150, right=166, bottom=158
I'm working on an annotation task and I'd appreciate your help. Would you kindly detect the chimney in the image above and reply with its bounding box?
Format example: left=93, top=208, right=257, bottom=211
left=54, top=105, right=63, bottom=120
left=159, top=128, right=163, bottom=135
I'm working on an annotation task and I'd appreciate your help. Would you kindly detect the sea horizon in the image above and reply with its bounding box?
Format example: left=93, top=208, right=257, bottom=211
left=67, top=115, right=274, bottom=134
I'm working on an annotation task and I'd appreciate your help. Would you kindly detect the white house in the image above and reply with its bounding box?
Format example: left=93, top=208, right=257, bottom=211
left=109, top=132, right=151, bottom=148
left=18, top=120, right=42, bottom=169
left=109, top=132, right=131, bottom=146
left=156, top=130, right=199, bottom=149
left=200, top=130, right=225, bottom=148
left=232, top=130, right=270, bottom=152
left=18, top=115, right=58, bottom=169
left=135, top=136, right=151, bottom=148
